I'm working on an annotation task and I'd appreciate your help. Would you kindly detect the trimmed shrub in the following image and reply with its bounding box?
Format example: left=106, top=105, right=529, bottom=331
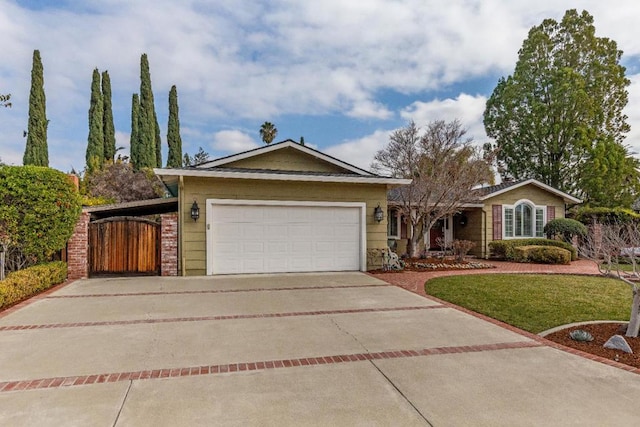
left=513, top=245, right=571, bottom=265
left=544, top=218, right=587, bottom=242
left=0, top=166, right=82, bottom=271
left=0, top=261, right=67, bottom=309
left=489, top=238, right=577, bottom=261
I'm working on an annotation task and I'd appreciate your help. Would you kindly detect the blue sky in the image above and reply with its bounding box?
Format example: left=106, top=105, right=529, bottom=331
left=2, top=0, right=640, bottom=173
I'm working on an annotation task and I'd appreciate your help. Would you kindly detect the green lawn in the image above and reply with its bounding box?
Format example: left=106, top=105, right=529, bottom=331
left=425, top=274, right=631, bottom=333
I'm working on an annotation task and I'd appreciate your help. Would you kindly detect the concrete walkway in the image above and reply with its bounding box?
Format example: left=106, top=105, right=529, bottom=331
left=0, top=269, right=639, bottom=426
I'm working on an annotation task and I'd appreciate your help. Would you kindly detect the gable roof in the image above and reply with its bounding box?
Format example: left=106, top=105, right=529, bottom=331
left=195, top=139, right=374, bottom=176
left=473, top=179, right=582, bottom=204
left=154, top=140, right=411, bottom=194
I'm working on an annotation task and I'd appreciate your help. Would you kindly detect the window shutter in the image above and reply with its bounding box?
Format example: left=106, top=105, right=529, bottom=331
left=492, top=205, right=502, bottom=240
left=547, top=206, right=555, bottom=221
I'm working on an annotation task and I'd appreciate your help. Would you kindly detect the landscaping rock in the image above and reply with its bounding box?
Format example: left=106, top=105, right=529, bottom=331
left=603, top=335, right=633, bottom=354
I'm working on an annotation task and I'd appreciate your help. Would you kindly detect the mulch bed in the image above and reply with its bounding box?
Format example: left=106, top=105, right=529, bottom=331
left=544, top=323, right=640, bottom=369
left=370, top=257, right=496, bottom=274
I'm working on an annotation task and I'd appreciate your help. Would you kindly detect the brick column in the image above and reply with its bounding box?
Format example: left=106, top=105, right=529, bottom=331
left=160, top=213, right=178, bottom=276
left=67, top=211, right=90, bottom=280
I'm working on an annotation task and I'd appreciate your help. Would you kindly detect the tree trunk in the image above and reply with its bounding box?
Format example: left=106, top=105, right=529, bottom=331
left=626, top=289, right=640, bottom=337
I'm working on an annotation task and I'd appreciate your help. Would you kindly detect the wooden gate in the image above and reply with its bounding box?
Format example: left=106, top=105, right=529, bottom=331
left=89, top=217, right=160, bottom=276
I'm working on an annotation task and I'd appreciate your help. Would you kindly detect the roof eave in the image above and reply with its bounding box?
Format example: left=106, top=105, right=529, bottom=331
left=154, top=168, right=411, bottom=186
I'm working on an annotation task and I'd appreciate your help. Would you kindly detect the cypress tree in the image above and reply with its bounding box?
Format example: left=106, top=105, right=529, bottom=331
left=130, top=93, right=141, bottom=170
left=86, top=68, right=104, bottom=174
left=166, top=85, right=182, bottom=168
left=102, top=70, right=116, bottom=163
left=138, top=53, right=159, bottom=169
left=23, top=50, right=48, bottom=166
left=154, top=112, right=162, bottom=168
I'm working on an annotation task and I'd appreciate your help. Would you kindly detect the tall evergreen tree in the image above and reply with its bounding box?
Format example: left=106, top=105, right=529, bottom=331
left=102, top=70, right=116, bottom=163
left=154, top=112, right=162, bottom=168
left=23, top=50, right=48, bottom=166
left=86, top=68, right=104, bottom=174
left=166, top=85, right=182, bottom=168
left=129, top=94, right=141, bottom=170
left=138, top=53, right=159, bottom=169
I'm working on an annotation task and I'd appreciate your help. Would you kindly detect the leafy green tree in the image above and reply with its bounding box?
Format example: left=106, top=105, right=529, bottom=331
left=129, top=93, right=141, bottom=170
left=484, top=9, right=636, bottom=206
left=183, top=147, right=210, bottom=166
left=86, top=68, right=104, bottom=174
left=0, top=93, right=11, bottom=108
left=0, top=166, right=81, bottom=271
left=259, top=121, right=277, bottom=144
left=166, top=85, right=182, bottom=168
left=23, top=50, right=48, bottom=166
left=138, top=54, right=160, bottom=169
left=102, top=70, right=116, bottom=163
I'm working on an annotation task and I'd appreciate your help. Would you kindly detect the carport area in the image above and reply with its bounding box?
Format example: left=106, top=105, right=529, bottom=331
left=0, top=273, right=639, bottom=426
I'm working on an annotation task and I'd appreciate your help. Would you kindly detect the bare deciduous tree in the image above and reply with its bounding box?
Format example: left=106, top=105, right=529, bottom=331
left=85, top=161, right=164, bottom=203
left=579, top=222, right=640, bottom=337
left=372, top=120, right=494, bottom=257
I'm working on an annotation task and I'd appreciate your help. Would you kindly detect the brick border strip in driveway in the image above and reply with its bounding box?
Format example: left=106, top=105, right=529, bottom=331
left=0, top=305, right=442, bottom=331
left=0, top=340, right=542, bottom=393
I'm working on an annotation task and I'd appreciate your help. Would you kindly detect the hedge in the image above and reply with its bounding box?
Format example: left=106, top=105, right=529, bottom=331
left=0, top=261, right=67, bottom=309
left=513, top=245, right=571, bottom=265
left=572, top=207, right=640, bottom=225
left=0, top=166, right=82, bottom=271
left=489, top=238, right=577, bottom=261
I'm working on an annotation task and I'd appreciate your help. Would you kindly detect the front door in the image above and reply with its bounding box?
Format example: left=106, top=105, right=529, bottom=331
left=429, top=219, right=444, bottom=249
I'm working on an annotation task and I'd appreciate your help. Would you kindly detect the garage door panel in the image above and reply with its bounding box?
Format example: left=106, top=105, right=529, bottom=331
left=241, top=242, right=265, bottom=255
left=266, top=241, right=288, bottom=253
left=291, top=241, right=312, bottom=252
left=209, top=203, right=361, bottom=274
left=263, top=224, right=286, bottom=238
left=213, top=224, right=238, bottom=238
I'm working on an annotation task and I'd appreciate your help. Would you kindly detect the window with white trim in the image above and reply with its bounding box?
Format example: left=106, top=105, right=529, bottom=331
left=388, top=208, right=400, bottom=238
left=503, top=201, right=546, bottom=238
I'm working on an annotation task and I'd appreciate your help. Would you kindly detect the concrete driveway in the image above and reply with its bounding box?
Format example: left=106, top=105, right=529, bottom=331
left=0, top=273, right=639, bottom=426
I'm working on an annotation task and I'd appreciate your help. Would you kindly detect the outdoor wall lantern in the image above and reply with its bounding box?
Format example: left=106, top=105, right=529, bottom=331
left=374, top=204, right=384, bottom=222
left=191, top=200, right=200, bottom=222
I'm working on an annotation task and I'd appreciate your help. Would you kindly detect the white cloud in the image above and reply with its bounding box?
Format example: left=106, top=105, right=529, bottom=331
left=324, top=129, right=391, bottom=171
left=401, top=94, right=489, bottom=143
left=210, top=130, right=259, bottom=153
left=2, top=0, right=640, bottom=170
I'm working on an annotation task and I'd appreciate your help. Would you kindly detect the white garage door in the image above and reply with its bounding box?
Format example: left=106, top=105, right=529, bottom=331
left=207, top=202, right=363, bottom=274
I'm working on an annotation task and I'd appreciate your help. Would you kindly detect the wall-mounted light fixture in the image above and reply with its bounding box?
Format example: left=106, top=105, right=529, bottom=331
left=374, top=204, right=384, bottom=222
left=190, top=200, right=200, bottom=221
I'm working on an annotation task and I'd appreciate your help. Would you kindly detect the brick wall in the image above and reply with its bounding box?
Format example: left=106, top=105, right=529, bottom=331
left=67, top=211, right=90, bottom=280
left=160, top=213, right=178, bottom=276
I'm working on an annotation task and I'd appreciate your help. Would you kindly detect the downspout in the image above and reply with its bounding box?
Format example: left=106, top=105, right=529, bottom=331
left=179, top=175, right=185, bottom=276
left=482, top=208, right=487, bottom=259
